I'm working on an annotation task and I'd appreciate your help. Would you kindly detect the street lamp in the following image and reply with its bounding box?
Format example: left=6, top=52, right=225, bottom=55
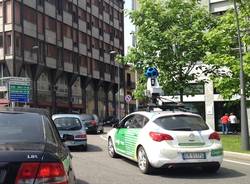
left=110, top=50, right=121, bottom=120
left=233, top=0, right=249, bottom=150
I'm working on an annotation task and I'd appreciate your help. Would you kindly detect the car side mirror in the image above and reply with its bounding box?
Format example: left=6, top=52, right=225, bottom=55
left=112, top=122, right=119, bottom=128
left=62, top=134, right=74, bottom=142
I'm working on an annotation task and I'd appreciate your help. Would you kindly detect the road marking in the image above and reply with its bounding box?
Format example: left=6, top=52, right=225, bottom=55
left=100, top=135, right=108, bottom=141
left=224, top=159, right=250, bottom=166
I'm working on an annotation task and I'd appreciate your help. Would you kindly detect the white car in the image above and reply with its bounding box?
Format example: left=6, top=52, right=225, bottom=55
left=107, top=110, right=223, bottom=174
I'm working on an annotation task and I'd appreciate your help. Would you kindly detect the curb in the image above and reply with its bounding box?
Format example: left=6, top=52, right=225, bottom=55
left=224, top=151, right=250, bottom=161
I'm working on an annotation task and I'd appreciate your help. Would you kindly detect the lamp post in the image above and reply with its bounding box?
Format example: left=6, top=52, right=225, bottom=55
left=233, top=0, right=249, bottom=150
left=110, top=50, right=121, bottom=120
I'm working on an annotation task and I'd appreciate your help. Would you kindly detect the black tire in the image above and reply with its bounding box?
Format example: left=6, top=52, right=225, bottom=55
left=137, top=146, right=154, bottom=174
left=108, top=138, right=118, bottom=158
left=79, top=145, right=87, bottom=152
left=202, top=163, right=220, bottom=173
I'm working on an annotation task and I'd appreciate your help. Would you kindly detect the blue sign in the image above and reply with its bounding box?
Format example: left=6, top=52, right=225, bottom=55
left=9, top=83, right=30, bottom=103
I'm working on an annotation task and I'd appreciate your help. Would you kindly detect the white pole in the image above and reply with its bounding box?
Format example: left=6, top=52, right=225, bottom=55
left=118, top=64, right=120, bottom=120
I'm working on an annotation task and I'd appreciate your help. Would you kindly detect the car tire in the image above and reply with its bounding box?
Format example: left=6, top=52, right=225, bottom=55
left=202, top=163, right=220, bottom=173
left=108, top=138, right=118, bottom=158
left=83, top=145, right=87, bottom=151
left=137, top=146, right=154, bottom=174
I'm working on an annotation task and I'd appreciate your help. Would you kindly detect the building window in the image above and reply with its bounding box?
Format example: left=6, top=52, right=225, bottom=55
left=63, top=24, right=72, bottom=38
left=5, top=32, right=11, bottom=55
left=23, top=5, right=36, bottom=24
left=80, top=55, right=87, bottom=67
left=38, top=13, right=44, bottom=34
left=23, top=35, right=36, bottom=51
left=15, top=2, right=21, bottom=24
left=64, top=49, right=72, bottom=63
left=45, top=16, right=56, bottom=32
left=4, top=0, right=12, bottom=24
left=79, top=8, right=86, bottom=21
left=15, top=33, right=21, bottom=56
left=79, top=32, right=87, bottom=44
left=46, top=44, right=57, bottom=59
left=127, top=73, right=131, bottom=87
left=0, top=33, right=3, bottom=48
left=0, top=2, right=3, bottom=17
left=57, top=22, right=62, bottom=40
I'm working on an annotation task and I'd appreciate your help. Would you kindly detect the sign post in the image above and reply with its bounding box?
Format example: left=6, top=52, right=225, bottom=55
left=125, top=95, right=132, bottom=114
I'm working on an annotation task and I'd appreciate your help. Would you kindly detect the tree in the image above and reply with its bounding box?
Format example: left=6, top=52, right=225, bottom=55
left=123, top=0, right=216, bottom=102
left=204, top=1, right=250, bottom=100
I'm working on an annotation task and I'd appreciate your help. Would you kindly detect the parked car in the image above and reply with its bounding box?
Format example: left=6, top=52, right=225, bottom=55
left=103, top=116, right=119, bottom=126
left=0, top=107, right=76, bottom=183
left=52, top=114, right=87, bottom=151
left=107, top=110, right=223, bottom=174
left=80, top=114, right=104, bottom=134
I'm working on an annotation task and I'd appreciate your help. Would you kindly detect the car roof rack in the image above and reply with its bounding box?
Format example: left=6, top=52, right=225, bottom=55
left=138, top=102, right=190, bottom=112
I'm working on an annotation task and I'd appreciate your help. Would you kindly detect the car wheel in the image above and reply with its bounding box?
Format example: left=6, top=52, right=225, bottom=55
left=108, top=138, right=118, bottom=158
left=82, top=145, right=87, bottom=151
left=137, top=146, right=154, bottom=174
left=202, top=163, right=220, bottom=173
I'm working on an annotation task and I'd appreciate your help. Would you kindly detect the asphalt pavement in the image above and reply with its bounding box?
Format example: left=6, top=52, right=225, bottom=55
left=72, top=127, right=250, bottom=184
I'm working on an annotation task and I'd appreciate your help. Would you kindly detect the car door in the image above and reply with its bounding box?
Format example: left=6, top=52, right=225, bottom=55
left=114, top=115, right=134, bottom=155
left=124, top=114, right=148, bottom=159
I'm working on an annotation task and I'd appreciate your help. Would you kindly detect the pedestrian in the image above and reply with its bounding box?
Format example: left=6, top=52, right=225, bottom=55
left=220, top=113, right=229, bottom=135
left=229, top=112, right=238, bottom=134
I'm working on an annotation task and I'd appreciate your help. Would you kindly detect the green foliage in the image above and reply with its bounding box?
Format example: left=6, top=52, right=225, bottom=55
left=123, top=0, right=216, bottom=101
left=204, top=3, right=250, bottom=99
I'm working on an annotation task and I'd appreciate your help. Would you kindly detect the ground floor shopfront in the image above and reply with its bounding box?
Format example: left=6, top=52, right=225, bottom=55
left=0, top=63, right=127, bottom=121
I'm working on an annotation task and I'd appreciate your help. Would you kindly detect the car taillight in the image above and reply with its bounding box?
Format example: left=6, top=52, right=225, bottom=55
left=91, top=120, right=96, bottom=126
left=15, top=162, right=68, bottom=184
left=209, top=132, right=220, bottom=141
left=149, top=132, right=174, bottom=142
left=75, top=134, right=87, bottom=139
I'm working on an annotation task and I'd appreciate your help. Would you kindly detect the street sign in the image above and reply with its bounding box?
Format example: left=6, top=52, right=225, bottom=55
left=8, top=78, right=30, bottom=103
left=125, top=95, right=132, bottom=103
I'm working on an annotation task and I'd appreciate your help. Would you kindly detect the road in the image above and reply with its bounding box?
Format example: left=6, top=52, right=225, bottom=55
left=72, top=128, right=250, bottom=184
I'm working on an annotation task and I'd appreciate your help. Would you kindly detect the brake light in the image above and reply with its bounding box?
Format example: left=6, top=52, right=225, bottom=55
left=149, top=132, right=174, bottom=142
left=209, top=132, right=220, bottom=141
left=91, top=120, right=96, bottom=126
left=75, top=134, right=87, bottom=139
left=15, top=162, right=68, bottom=184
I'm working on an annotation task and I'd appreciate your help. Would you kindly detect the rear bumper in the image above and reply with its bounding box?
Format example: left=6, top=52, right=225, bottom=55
left=147, top=144, right=223, bottom=168
left=161, top=162, right=220, bottom=169
left=64, top=140, right=87, bottom=147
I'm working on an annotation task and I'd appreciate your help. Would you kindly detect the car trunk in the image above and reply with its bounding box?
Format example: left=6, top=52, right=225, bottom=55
left=170, top=131, right=211, bottom=148
left=0, top=143, right=44, bottom=183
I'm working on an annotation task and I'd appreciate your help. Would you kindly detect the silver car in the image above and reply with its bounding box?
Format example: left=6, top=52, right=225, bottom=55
left=52, top=114, right=87, bottom=151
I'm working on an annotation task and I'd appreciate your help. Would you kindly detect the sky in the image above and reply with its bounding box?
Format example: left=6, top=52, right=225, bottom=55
left=124, top=0, right=135, bottom=55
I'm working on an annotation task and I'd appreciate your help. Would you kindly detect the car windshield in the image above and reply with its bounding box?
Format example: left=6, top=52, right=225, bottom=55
left=154, top=115, right=209, bottom=131
left=0, top=112, right=44, bottom=143
left=54, top=117, right=82, bottom=131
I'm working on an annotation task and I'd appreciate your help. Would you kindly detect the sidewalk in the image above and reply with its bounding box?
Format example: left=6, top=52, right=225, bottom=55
left=224, top=151, right=250, bottom=162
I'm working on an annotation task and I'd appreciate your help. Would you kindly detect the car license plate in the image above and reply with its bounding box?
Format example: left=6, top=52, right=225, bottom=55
left=182, top=152, right=206, bottom=160
left=0, top=169, right=7, bottom=183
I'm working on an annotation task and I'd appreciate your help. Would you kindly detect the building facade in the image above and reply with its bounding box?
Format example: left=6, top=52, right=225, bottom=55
left=0, top=0, right=125, bottom=119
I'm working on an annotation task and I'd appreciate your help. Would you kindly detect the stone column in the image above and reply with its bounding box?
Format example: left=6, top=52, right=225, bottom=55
left=205, top=81, right=215, bottom=129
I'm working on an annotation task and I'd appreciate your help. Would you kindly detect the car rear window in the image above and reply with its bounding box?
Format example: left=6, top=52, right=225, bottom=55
left=54, top=117, right=82, bottom=131
left=80, top=115, right=94, bottom=121
left=0, top=112, right=44, bottom=143
left=154, top=115, right=209, bottom=131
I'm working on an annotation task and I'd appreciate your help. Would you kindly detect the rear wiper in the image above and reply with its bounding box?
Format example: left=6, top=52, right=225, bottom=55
left=169, top=127, right=192, bottom=131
